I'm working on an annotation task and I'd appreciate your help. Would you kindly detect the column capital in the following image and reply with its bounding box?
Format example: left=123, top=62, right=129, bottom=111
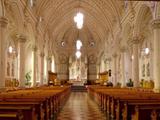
left=151, top=18, right=160, bottom=29
left=106, top=57, right=111, bottom=61
left=16, top=34, right=26, bottom=43
left=112, top=53, right=117, bottom=58
left=0, top=17, right=8, bottom=28
left=40, top=52, right=45, bottom=57
left=47, top=56, right=52, bottom=61
left=120, top=46, right=127, bottom=53
left=96, top=62, right=100, bottom=66
left=128, top=35, right=144, bottom=46
left=32, top=46, right=37, bottom=52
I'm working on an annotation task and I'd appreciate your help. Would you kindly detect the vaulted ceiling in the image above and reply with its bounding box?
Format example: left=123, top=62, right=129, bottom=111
left=33, top=0, right=125, bottom=58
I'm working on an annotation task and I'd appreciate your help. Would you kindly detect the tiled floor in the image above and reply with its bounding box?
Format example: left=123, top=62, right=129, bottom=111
left=57, top=92, right=106, bottom=120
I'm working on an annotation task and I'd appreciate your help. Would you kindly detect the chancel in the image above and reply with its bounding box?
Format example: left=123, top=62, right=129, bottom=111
left=0, top=0, right=160, bottom=120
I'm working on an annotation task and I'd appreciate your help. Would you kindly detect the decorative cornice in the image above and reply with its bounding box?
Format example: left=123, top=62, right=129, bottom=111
left=0, top=17, right=8, bottom=28
left=151, top=18, right=160, bottom=29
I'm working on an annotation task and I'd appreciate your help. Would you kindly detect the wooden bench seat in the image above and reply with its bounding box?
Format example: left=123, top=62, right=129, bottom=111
left=0, top=86, right=71, bottom=120
left=0, top=101, right=44, bottom=120
left=0, top=106, right=37, bottom=120
left=0, top=111, right=23, bottom=120
left=88, top=85, right=160, bottom=120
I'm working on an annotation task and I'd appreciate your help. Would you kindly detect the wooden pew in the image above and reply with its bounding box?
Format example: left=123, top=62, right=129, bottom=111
left=0, top=106, right=37, bottom=120
left=0, top=85, right=71, bottom=120
left=87, top=85, right=160, bottom=120
left=0, top=111, right=23, bottom=120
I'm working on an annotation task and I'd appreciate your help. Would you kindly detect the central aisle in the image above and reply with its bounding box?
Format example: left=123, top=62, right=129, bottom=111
left=57, top=92, right=106, bottom=120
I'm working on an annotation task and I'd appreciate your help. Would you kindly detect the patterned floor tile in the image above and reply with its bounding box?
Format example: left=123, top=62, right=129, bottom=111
left=57, top=92, right=107, bottom=120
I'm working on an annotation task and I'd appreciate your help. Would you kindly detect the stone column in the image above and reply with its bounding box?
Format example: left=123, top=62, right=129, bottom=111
left=120, top=47, right=126, bottom=87
left=107, top=58, right=112, bottom=82
left=0, top=17, right=8, bottom=88
left=112, top=53, right=117, bottom=86
left=96, top=63, right=100, bottom=79
left=152, top=18, right=160, bottom=92
left=130, top=37, right=140, bottom=87
left=32, top=46, right=37, bottom=86
left=47, top=57, right=52, bottom=72
left=17, top=35, right=26, bottom=87
left=40, top=52, right=44, bottom=85
left=45, top=56, right=48, bottom=84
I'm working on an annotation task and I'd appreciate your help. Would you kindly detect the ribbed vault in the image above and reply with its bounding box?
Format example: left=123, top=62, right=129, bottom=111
left=34, top=0, right=124, bottom=58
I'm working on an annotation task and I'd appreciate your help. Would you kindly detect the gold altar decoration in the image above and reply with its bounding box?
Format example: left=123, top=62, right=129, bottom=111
left=96, top=71, right=108, bottom=85
left=48, top=71, right=57, bottom=85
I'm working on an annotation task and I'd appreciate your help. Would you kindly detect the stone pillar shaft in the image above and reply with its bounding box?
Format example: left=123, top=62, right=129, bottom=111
left=132, top=43, right=139, bottom=87
left=121, top=47, right=126, bottom=87
left=32, top=47, right=37, bottom=86
left=40, top=53, right=44, bottom=85
left=18, top=35, right=26, bottom=87
left=0, top=17, right=8, bottom=88
left=152, top=18, right=160, bottom=92
left=47, top=58, right=52, bottom=72
left=112, top=54, right=117, bottom=86
left=45, top=57, right=48, bottom=84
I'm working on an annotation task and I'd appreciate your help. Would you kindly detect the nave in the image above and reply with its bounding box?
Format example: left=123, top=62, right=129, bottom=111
left=57, top=92, right=106, bottom=120
left=1, top=85, right=160, bottom=120
left=0, top=1, right=160, bottom=120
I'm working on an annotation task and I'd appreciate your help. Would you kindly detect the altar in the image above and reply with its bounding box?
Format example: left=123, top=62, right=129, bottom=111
left=68, top=79, right=86, bottom=86
left=69, top=56, right=88, bottom=86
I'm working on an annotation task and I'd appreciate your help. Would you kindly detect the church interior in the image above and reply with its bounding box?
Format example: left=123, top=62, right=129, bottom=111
left=0, top=0, right=160, bottom=120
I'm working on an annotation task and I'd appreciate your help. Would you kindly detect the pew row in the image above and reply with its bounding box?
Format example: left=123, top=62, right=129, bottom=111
left=88, top=85, right=160, bottom=120
left=0, top=86, right=71, bottom=120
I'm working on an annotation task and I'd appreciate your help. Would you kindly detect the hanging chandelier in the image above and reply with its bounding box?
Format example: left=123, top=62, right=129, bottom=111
left=74, top=10, right=84, bottom=58
left=76, top=40, right=82, bottom=50
left=8, top=46, right=13, bottom=53
left=76, top=51, right=81, bottom=59
left=75, top=39, right=82, bottom=59
left=74, top=12, right=84, bottom=29
left=145, top=48, right=150, bottom=55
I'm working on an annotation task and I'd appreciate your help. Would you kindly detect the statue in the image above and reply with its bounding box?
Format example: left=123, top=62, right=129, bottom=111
left=77, top=76, right=81, bottom=81
left=12, top=62, right=14, bottom=76
left=147, top=63, right=150, bottom=77
left=7, top=62, right=10, bottom=76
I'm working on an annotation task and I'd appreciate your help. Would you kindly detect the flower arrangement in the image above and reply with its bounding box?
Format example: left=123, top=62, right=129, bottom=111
left=25, top=71, right=32, bottom=86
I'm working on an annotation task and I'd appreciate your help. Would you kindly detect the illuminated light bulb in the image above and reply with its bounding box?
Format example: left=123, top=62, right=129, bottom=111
left=76, top=51, right=81, bottom=58
left=131, top=55, right=134, bottom=60
left=145, top=48, right=150, bottom=55
left=76, top=40, right=82, bottom=50
left=9, top=46, right=13, bottom=53
left=30, top=0, right=33, bottom=7
left=74, top=12, right=84, bottom=29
